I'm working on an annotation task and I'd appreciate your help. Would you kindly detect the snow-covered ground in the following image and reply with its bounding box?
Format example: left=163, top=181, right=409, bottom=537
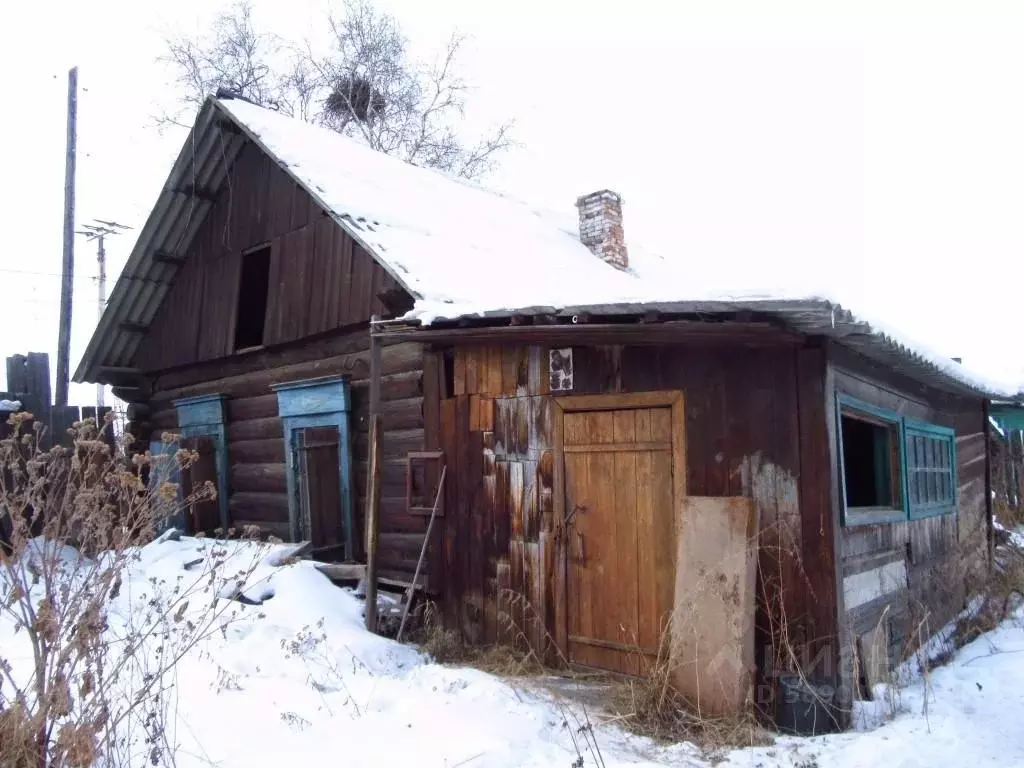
left=3, top=536, right=1024, bottom=767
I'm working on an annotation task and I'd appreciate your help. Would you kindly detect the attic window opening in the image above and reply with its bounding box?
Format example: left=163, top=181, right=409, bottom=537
left=234, top=246, right=271, bottom=351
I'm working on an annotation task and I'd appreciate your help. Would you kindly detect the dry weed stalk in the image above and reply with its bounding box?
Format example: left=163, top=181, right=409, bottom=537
left=995, top=497, right=1024, bottom=530
left=857, top=510, right=1023, bottom=725
left=499, top=580, right=770, bottom=752
left=411, top=598, right=544, bottom=677
left=0, top=414, right=265, bottom=766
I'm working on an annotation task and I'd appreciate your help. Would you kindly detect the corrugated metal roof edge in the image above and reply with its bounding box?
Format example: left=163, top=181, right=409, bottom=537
left=73, top=100, right=232, bottom=384
left=401, top=298, right=1024, bottom=401
left=73, top=96, right=424, bottom=385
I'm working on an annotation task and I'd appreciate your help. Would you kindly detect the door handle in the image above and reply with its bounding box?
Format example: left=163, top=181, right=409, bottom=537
left=574, top=530, right=586, bottom=566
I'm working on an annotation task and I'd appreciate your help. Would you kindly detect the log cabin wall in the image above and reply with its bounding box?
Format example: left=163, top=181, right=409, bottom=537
left=436, top=339, right=839, bottom=703
left=143, top=337, right=428, bottom=581
left=127, top=139, right=429, bottom=582
left=827, top=344, right=988, bottom=686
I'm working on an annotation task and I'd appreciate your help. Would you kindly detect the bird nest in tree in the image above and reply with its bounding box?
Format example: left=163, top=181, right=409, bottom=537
left=326, top=75, right=386, bottom=122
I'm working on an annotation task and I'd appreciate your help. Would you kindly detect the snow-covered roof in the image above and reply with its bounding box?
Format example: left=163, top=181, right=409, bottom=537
left=218, top=98, right=647, bottom=311
left=74, top=96, right=1024, bottom=401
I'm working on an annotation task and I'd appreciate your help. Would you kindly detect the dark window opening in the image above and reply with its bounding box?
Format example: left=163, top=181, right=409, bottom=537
left=234, top=246, right=271, bottom=351
left=406, top=451, right=444, bottom=514
left=442, top=349, right=455, bottom=398
left=408, top=461, right=430, bottom=508
left=841, top=413, right=900, bottom=509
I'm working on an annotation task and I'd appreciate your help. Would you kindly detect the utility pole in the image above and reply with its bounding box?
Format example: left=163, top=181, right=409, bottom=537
left=77, top=220, right=131, bottom=410
left=55, top=66, right=78, bottom=408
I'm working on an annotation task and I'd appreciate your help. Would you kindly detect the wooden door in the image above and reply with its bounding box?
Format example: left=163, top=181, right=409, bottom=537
left=563, top=406, right=677, bottom=675
left=298, top=426, right=346, bottom=560
left=181, top=436, right=219, bottom=534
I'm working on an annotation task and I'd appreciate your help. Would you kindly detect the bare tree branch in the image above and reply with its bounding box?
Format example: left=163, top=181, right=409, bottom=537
left=157, top=0, right=515, bottom=180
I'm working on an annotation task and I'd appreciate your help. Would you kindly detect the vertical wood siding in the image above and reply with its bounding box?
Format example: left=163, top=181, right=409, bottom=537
left=830, top=344, right=987, bottom=681
left=437, top=341, right=830, bottom=692
left=137, top=141, right=404, bottom=372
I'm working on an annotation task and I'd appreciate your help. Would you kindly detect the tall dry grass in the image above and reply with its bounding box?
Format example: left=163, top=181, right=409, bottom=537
left=0, top=413, right=264, bottom=767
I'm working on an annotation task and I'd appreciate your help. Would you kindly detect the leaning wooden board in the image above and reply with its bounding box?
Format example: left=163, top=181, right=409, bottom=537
left=670, top=495, right=759, bottom=716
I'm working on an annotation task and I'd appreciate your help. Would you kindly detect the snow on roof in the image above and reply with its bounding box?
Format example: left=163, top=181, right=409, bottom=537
left=221, top=97, right=1023, bottom=400
left=74, top=95, right=1023, bottom=400
left=218, top=98, right=648, bottom=311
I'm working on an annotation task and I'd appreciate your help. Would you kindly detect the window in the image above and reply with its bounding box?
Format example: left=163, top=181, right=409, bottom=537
left=841, top=413, right=900, bottom=509
left=838, top=399, right=905, bottom=525
left=836, top=395, right=957, bottom=527
left=905, top=422, right=956, bottom=518
left=234, top=246, right=271, bottom=351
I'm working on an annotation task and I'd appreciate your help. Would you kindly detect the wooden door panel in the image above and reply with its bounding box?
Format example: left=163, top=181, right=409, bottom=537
left=300, top=426, right=344, bottom=557
left=565, top=451, right=596, bottom=666
left=564, top=406, right=676, bottom=675
left=181, top=436, right=219, bottom=535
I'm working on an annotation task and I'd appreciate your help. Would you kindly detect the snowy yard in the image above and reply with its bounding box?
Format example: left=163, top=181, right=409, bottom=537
left=3, top=536, right=1024, bottom=768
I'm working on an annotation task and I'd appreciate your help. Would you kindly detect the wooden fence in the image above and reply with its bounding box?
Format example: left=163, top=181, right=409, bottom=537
left=0, top=352, right=111, bottom=447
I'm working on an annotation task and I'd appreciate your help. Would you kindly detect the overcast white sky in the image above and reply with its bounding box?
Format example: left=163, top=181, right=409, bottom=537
left=1, top=0, right=1022, bottom=404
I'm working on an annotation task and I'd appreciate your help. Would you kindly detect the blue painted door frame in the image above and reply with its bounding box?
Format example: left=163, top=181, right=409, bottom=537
left=148, top=437, right=184, bottom=533
left=170, top=394, right=230, bottom=534
left=272, top=376, right=354, bottom=557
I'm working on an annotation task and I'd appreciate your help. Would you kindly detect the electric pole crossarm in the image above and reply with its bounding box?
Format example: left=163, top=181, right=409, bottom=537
left=76, top=219, right=132, bottom=411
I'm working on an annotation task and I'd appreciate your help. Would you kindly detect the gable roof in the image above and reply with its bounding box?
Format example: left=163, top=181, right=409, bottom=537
left=75, top=96, right=1023, bottom=401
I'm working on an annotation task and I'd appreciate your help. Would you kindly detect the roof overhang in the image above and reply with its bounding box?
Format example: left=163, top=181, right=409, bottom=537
left=991, top=405, right=1024, bottom=431
left=73, top=100, right=247, bottom=385
left=74, top=97, right=424, bottom=386
left=375, top=299, right=1024, bottom=402
left=77, top=97, right=1022, bottom=406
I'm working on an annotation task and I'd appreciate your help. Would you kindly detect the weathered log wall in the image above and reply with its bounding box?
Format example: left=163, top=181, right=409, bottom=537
left=142, top=334, right=428, bottom=581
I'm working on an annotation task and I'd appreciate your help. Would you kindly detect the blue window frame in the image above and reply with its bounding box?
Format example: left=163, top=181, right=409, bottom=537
left=171, top=394, right=230, bottom=534
left=149, top=394, right=230, bottom=535
left=837, top=395, right=907, bottom=526
left=148, top=436, right=184, bottom=534
left=272, top=376, right=354, bottom=558
left=836, top=394, right=957, bottom=527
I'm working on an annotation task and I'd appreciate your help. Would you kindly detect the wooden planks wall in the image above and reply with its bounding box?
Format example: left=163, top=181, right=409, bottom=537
left=145, top=334, right=428, bottom=581
left=436, top=340, right=828, bottom=693
left=439, top=344, right=553, bottom=650
left=829, top=344, right=988, bottom=680
left=137, top=141, right=405, bottom=372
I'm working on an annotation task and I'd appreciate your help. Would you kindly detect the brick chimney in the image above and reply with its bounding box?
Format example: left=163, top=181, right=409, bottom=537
left=576, top=190, right=628, bottom=270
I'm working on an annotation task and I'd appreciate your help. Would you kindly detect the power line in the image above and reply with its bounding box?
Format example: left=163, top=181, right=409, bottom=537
left=0, top=265, right=113, bottom=281
left=0, top=298, right=102, bottom=306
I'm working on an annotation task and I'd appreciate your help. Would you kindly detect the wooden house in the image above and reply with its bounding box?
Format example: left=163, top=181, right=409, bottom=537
left=75, top=94, right=1024, bottom=724
left=990, top=407, right=1024, bottom=514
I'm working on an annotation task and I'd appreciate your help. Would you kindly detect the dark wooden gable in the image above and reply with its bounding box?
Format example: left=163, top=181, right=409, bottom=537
left=137, top=141, right=409, bottom=372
